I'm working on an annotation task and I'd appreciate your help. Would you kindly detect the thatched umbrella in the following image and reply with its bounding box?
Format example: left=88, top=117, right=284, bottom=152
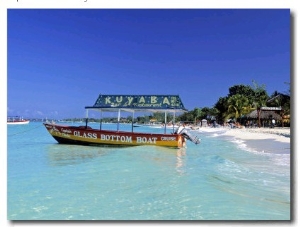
left=246, top=110, right=282, bottom=120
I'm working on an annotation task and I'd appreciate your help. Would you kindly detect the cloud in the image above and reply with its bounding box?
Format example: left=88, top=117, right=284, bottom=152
left=50, top=111, right=59, bottom=116
left=7, top=107, right=14, bottom=113
left=33, top=110, right=44, bottom=116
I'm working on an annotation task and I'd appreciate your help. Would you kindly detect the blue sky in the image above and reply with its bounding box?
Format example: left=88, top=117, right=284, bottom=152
left=7, top=9, right=290, bottom=119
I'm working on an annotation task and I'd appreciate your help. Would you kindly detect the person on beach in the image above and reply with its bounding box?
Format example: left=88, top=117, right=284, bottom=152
left=250, top=120, right=253, bottom=128
left=246, top=121, right=249, bottom=128
left=271, top=119, right=275, bottom=128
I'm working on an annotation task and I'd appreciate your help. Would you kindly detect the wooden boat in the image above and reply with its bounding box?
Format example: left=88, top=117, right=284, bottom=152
left=7, top=116, right=30, bottom=125
left=44, top=95, right=200, bottom=148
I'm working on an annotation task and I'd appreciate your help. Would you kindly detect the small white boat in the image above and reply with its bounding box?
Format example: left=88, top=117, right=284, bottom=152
left=7, top=116, right=30, bottom=125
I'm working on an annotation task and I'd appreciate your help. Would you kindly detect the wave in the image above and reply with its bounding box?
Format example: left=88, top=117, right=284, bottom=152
left=225, top=136, right=290, bottom=168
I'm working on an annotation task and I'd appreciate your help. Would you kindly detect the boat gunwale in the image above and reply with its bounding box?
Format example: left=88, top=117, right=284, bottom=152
left=44, top=123, right=180, bottom=137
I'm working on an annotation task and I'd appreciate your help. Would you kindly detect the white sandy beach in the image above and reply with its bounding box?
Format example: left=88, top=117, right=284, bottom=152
left=197, top=126, right=290, bottom=154
left=198, top=127, right=290, bottom=143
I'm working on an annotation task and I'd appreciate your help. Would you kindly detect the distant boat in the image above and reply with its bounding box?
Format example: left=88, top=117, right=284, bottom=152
left=7, top=116, right=30, bottom=125
left=43, top=94, right=201, bottom=148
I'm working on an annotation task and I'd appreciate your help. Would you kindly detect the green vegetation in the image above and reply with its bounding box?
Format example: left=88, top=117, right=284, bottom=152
left=181, top=81, right=290, bottom=127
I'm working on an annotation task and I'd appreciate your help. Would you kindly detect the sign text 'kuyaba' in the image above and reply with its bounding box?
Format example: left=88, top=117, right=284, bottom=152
left=88, top=95, right=186, bottom=109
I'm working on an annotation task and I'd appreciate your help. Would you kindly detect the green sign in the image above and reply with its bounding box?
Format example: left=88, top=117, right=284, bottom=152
left=87, top=95, right=186, bottom=110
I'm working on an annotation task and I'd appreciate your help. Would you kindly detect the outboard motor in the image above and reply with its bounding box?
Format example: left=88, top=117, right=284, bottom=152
left=174, top=126, right=185, bottom=134
left=175, top=126, right=201, bottom=145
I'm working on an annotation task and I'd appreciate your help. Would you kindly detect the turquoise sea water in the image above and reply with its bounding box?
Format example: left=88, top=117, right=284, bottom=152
left=7, top=122, right=290, bottom=220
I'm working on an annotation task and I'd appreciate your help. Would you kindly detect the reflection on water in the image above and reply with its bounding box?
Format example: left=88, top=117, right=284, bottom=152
left=46, top=144, right=113, bottom=166
left=144, top=146, right=188, bottom=175
left=176, top=148, right=186, bottom=175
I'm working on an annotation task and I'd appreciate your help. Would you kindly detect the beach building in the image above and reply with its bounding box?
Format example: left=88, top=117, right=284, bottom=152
left=201, top=119, right=208, bottom=127
left=246, top=107, right=283, bottom=127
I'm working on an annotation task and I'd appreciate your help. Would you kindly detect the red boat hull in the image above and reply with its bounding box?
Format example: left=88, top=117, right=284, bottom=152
left=44, top=123, right=186, bottom=148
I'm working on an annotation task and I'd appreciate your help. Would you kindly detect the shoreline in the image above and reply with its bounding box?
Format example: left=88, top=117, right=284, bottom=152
left=197, top=127, right=290, bottom=154
left=224, top=127, right=290, bottom=143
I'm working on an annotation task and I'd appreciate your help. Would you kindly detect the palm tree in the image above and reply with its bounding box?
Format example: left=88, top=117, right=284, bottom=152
left=226, top=94, right=250, bottom=123
left=214, top=96, right=229, bottom=122
left=192, top=108, right=202, bottom=125
left=252, top=81, right=269, bottom=127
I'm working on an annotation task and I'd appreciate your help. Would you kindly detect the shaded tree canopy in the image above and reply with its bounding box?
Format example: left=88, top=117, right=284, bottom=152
left=176, top=81, right=290, bottom=127
left=226, top=94, right=250, bottom=122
